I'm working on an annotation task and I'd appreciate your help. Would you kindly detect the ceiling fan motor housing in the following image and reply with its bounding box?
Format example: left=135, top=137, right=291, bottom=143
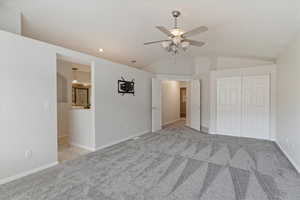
left=143, top=10, right=206, bottom=54
left=172, top=10, right=181, bottom=18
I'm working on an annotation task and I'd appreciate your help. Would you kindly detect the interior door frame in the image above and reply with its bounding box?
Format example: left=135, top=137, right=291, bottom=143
left=152, top=78, right=162, bottom=132
left=190, top=79, right=201, bottom=131
left=154, top=74, right=193, bottom=129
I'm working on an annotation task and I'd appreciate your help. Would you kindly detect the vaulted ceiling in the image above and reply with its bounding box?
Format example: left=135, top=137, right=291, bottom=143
left=1, top=0, right=300, bottom=68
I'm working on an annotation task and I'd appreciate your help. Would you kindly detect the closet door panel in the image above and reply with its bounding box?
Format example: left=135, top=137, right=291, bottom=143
left=242, top=75, right=270, bottom=139
left=216, top=77, right=242, bottom=136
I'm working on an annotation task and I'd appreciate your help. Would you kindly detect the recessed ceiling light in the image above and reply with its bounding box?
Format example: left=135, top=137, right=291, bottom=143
left=72, top=68, right=78, bottom=84
left=98, top=48, right=104, bottom=52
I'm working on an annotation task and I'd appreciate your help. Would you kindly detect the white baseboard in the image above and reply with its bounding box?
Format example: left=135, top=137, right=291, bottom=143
left=163, top=119, right=182, bottom=126
left=208, top=127, right=216, bottom=134
left=184, top=125, right=201, bottom=132
left=94, top=130, right=151, bottom=151
left=276, top=141, right=300, bottom=173
left=0, top=130, right=151, bottom=185
left=201, top=126, right=209, bottom=134
left=0, top=162, right=58, bottom=185
left=69, top=142, right=96, bottom=152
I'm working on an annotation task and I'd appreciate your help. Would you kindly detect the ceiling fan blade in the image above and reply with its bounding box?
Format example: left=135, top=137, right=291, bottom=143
left=144, top=40, right=171, bottom=45
left=182, top=26, right=208, bottom=37
left=184, top=39, right=205, bottom=47
left=156, top=26, right=174, bottom=38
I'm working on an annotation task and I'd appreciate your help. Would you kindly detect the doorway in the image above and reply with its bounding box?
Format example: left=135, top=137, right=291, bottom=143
left=180, top=87, right=187, bottom=118
left=161, top=80, right=188, bottom=128
left=56, top=59, right=92, bottom=162
left=152, top=78, right=201, bottom=132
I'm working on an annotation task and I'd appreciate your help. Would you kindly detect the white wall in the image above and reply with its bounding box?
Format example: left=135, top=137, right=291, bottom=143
left=145, top=56, right=195, bottom=75
left=193, top=57, right=212, bottom=130
left=0, top=6, right=22, bottom=35
left=69, top=109, right=94, bottom=150
left=216, top=57, right=274, bottom=70
left=93, top=60, right=152, bottom=149
left=76, top=71, right=91, bottom=84
left=0, top=30, right=153, bottom=183
left=161, top=81, right=181, bottom=125
left=57, top=60, right=72, bottom=138
left=276, top=34, right=300, bottom=171
left=179, top=81, right=188, bottom=88
left=0, top=31, right=57, bottom=181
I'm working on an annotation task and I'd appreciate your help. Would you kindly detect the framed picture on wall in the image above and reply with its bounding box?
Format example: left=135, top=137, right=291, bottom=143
left=72, top=84, right=90, bottom=109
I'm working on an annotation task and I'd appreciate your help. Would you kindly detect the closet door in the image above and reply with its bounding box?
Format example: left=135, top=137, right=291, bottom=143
left=241, top=75, right=270, bottom=139
left=216, top=77, right=242, bottom=136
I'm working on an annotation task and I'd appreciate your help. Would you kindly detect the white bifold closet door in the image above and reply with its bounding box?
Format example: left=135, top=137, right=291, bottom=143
left=241, top=75, right=270, bottom=139
left=216, top=77, right=242, bottom=137
left=216, top=75, right=270, bottom=139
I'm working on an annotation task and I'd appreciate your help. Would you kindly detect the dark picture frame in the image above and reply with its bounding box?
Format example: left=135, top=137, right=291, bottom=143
left=72, top=86, right=90, bottom=108
left=118, top=77, right=135, bottom=95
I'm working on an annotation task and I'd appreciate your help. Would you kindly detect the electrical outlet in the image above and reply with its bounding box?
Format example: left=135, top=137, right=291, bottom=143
left=25, top=150, right=32, bottom=159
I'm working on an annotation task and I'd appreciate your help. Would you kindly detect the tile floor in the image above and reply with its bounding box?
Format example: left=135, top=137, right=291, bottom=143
left=58, top=144, right=90, bottom=162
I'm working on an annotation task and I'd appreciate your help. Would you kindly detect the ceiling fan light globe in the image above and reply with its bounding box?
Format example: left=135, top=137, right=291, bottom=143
left=171, top=45, right=177, bottom=51
left=173, top=37, right=182, bottom=45
left=162, top=41, right=170, bottom=48
left=170, top=28, right=184, bottom=36
left=181, top=41, right=190, bottom=48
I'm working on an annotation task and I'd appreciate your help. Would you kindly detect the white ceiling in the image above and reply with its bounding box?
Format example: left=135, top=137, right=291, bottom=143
left=1, top=0, right=300, bottom=68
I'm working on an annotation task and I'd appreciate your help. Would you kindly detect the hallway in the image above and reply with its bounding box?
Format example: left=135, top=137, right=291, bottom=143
left=162, top=119, right=186, bottom=129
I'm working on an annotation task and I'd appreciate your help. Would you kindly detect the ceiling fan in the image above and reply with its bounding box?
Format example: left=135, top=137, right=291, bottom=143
left=144, top=10, right=208, bottom=54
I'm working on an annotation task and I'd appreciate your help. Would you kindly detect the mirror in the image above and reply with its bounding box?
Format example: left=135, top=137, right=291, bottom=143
left=72, top=84, right=91, bottom=109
